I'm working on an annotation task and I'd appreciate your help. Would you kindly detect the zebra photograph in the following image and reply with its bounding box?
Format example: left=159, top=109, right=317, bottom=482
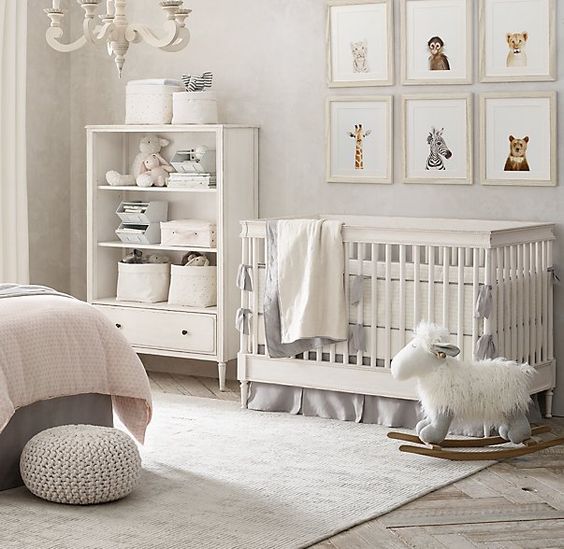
left=425, top=127, right=453, bottom=170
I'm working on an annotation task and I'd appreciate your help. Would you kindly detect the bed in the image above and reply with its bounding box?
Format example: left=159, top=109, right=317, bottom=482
left=0, top=286, right=152, bottom=490
left=238, top=216, right=556, bottom=424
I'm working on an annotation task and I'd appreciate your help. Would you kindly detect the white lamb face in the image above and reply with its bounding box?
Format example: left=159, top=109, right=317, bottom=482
left=391, top=340, right=438, bottom=381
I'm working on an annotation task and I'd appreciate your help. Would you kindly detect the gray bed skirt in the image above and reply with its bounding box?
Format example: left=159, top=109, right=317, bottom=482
left=247, top=383, right=543, bottom=432
left=0, top=394, right=113, bottom=491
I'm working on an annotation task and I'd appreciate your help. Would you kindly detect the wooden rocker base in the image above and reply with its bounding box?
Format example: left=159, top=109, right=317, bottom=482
left=388, top=425, right=564, bottom=461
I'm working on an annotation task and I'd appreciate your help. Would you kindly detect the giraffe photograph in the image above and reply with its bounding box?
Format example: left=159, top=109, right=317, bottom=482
left=401, top=0, right=472, bottom=85
left=328, top=0, right=394, bottom=87
left=480, top=92, right=556, bottom=186
left=480, top=0, right=555, bottom=82
left=402, top=94, right=473, bottom=185
left=327, top=96, right=392, bottom=184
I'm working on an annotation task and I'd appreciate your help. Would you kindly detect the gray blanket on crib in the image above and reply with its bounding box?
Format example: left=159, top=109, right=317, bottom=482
left=264, top=220, right=346, bottom=359
left=0, top=284, right=73, bottom=300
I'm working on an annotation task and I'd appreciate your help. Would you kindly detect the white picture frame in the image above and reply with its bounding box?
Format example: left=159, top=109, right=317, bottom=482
left=479, top=0, right=556, bottom=83
left=402, top=94, right=473, bottom=185
left=327, top=96, right=393, bottom=184
left=480, top=92, right=557, bottom=187
left=327, top=0, right=394, bottom=87
left=401, top=0, right=473, bottom=85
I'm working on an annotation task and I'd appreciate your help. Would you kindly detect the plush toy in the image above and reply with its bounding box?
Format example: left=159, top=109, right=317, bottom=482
left=106, top=135, right=172, bottom=187
left=136, top=153, right=174, bottom=187
left=181, top=251, right=210, bottom=267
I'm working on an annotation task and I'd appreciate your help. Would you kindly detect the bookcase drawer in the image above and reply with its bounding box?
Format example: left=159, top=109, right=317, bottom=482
left=97, top=306, right=216, bottom=355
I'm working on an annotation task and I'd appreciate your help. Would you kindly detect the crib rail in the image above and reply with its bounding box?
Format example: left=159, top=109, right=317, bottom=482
left=239, top=219, right=555, bottom=371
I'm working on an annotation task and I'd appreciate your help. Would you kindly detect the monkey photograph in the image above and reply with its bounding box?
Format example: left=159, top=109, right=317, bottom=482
left=427, top=36, right=451, bottom=71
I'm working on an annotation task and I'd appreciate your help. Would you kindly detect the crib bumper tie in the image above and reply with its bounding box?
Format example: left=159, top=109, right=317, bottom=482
left=474, top=285, right=493, bottom=319
left=350, top=275, right=363, bottom=306
left=236, top=264, right=253, bottom=291
left=236, top=308, right=252, bottom=335
left=349, top=324, right=365, bottom=354
left=475, top=334, right=496, bottom=360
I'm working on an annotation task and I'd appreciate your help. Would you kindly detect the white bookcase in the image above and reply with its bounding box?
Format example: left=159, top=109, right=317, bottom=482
left=87, top=124, right=258, bottom=390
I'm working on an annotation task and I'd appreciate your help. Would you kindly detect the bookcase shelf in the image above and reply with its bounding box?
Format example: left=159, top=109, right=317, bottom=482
left=87, top=124, right=258, bottom=390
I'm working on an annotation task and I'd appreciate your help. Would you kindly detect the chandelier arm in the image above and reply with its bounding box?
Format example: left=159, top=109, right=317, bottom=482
left=45, top=27, right=88, bottom=53
left=125, top=20, right=182, bottom=49
left=157, top=29, right=191, bottom=52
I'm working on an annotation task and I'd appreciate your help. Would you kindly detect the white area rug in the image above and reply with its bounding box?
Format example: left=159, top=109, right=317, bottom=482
left=0, top=393, right=493, bottom=549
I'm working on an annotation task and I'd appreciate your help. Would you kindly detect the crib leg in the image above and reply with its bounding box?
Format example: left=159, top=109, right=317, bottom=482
left=545, top=388, right=554, bottom=419
left=218, top=362, right=226, bottom=392
left=240, top=380, right=249, bottom=409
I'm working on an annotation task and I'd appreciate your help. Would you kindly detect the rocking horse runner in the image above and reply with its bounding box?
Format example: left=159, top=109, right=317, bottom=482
left=387, top=323, right=564, bottom=461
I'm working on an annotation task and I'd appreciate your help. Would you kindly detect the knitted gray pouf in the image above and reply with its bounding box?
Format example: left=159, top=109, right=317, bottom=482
left=20, top=425, right=142, bottom=505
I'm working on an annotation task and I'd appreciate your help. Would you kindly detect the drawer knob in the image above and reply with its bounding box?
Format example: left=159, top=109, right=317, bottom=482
left=182, top=329, right=189, bottom=336
left=115, top=323, right=122, bottom=329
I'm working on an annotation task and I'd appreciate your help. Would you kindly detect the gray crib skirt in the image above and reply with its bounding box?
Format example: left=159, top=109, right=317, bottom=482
left=247, top=383, right=543, bottom=432
left=247, top=382, right=423, bottom=428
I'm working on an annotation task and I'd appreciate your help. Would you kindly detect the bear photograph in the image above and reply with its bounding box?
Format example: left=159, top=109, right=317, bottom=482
left=481, top=93, right=555, bottom=186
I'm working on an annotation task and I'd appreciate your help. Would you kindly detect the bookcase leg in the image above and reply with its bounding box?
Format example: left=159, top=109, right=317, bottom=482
left=218, top=362, right=226, bottom=392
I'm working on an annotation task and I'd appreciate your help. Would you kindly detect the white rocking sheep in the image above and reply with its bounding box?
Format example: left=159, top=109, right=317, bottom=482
left=391, top=323, right=534, bottom=445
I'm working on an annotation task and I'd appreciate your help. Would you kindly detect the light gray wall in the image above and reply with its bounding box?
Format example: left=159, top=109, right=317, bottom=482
left=37, top=0, right=564, bottom=413
left=26, top=2, right=71, bottom=293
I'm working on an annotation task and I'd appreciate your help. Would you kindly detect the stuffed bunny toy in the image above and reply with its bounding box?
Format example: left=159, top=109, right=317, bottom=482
left=136, top=153, right=174, bottom=187
left=106, top=135, right=172, bottom=186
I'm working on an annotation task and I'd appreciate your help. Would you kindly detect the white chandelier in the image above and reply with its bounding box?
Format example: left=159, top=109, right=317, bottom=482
left=44, top=0, right=191, bottom=77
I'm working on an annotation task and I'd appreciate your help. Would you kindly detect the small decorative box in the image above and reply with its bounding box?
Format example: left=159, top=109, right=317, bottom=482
left=160, top=220, right=217, bottom=248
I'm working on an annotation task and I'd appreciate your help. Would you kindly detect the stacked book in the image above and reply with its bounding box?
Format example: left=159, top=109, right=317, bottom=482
left=167, top=172, right=217, bottom=189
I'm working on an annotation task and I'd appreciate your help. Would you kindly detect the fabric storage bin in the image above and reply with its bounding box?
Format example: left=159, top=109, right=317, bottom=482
left=168, top=265, right=217, bottom=308
left=117, top=262, right=170, bottom=303
left=115, top=223, right=161, bottom=245
left=160, top=220, right=217, bottom=248
left=126, top=80, right=184, bottom=125
left=172, top=91, right=218, bottom=125
left=116, top=201, right=168, bottom=224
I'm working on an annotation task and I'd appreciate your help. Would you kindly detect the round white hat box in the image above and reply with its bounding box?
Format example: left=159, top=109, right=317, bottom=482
left=172, top=92, right=219, bottom=125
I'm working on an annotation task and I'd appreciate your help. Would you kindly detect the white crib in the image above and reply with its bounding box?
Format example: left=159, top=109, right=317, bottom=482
left=238, top=216, right=557, bottom=417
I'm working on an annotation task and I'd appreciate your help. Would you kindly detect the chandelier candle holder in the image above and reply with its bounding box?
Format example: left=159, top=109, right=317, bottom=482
left=44, top=0, right=192, bottom=77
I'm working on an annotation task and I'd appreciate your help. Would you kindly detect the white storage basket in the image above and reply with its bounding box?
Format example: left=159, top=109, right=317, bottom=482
left=172, top=91, right=219, bottom=125
left=115, top=223, right=161, bottom=245
left=116, top=201, right=168, bottom=224
left=160, top=220, right=217, bottom=248
left=126, top=80, right=184, bottom=125
left=117, top=262, right=170, bottom=303
left=168, top=265, right=217, bottom=308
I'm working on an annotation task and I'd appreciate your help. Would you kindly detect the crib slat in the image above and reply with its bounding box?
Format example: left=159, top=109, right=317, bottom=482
left=530, top=243, right=537, bottom=364
left=457, top=247, right=464, bottom=358
left=535, top=242, right=542, bottom=365
left=442, top=247, right=449, bottom=327
left=251, top=237, right=260, bottom=355
left=370, top=243, right=378, bottom=367
left=428, top=246, right=435, bottom=322
left=399, top=245, right=406, bottom=347
left=542, top=241, right=548, bottom=363
left=472, top=248, right=479, bottom=358
left=547, top=240, right=554, bottom=361
left=523, top=244, right=531, bottom=364
left=496, top=248, right=504, bottom=357
left=510, top=245, right=517, bottom=360
left=485, top=249, right=495, bottom=355
left=384, top=244, right=392, bottom=368
left=413, top=245, right=420, bottom=328
left=356, top=242, right=365, bottom=366
left=516, top=245, right=524, bottom=363
left=240, top=236, right=250, bottom=354
left=344, top=241, right=351, bottom=365
left=503, top=247, right=511, bottom=358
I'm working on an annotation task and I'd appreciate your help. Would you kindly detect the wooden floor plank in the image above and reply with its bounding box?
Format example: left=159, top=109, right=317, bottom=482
left=171, top=374, right=217, bottom=399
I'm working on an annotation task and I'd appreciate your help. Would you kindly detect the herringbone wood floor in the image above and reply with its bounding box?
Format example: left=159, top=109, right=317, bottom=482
left=149, top=372, right=564, bottom=548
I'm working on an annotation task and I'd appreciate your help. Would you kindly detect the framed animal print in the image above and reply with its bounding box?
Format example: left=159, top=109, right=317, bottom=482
left=401, top=0, right=473, bottom=85
left=480, top=92, right=557, bottom=186
left=402, top=94, right=473, bottom=185
left=327, top=96, right=393, bottom=184
left=479, top=0, right=556, bottom=82
left=327, top=0, right=394, bottom=87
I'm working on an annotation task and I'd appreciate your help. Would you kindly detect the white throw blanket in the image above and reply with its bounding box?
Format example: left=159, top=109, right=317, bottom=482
left=277, top=219, right=347, bottom=344
left=0, top=293, right=152, bottom=443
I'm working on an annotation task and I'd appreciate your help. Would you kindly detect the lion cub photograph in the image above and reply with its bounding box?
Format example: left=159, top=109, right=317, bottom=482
left=504, top=135, right=530, bottom=172
left=506, top=32, right=528, bottom=68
